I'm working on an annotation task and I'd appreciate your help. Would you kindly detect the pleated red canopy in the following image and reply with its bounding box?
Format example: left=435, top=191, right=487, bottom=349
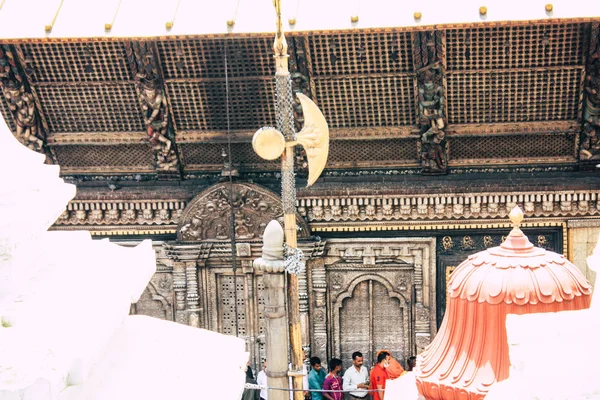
left=416, top=207, right=592, bottom=400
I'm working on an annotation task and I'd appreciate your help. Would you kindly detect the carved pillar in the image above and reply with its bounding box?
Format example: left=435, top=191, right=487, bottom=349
left=412, top=249, right=431, bottom=352
left=254, top=221, right=289, bottom=400
left=172, top=261, right=187, bottom=324
left=309, top=258, right=327, bottom=361
left=185, top=261, right=200, bottom=328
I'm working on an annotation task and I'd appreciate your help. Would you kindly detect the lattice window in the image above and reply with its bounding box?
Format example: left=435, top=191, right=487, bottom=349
left=36, top=84, right=144, bottom=132
left=449, top=134, right=576, bottom=160
left=20, top=42, right=131, bottom=82
left=157, top=38, right=275, bottom=80
left=167, top=80, right=275, bottom=131
left=328, top=138, right=419, bottom=165
left=52, top=144, right=154, bottom=167
left=179, top=142, right=278, bottom=168
left=0, top=94, right=16, bottom=132
left=315, top=76, right=416, bottom=128
left=446, top=69, right=581, bottom=124
left=219, top=275, right=247, bottom=336
left=445, top=24, right=584, bottom=70
left=308, top=32, right=413, bottom=76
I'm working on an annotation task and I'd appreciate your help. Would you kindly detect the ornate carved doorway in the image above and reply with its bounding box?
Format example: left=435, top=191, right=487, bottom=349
left=339, top=279, right=406, bottom=368
left=319, top=238, right=437, bottom=370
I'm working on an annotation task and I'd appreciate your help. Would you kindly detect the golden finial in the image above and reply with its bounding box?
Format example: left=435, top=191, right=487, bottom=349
left=350, top=15, right=359, bottom=23
left=479, top=6, right=487, bottom=16
left=165, top=21, right=173, bottom=29
left=272, top=0, right=289, bottom=73
left=545, top=4, right=553, bottom=12
left=226, top=20, right=235, bottom=27
left=414, top=12, right=422, bottom=21
left=509, top=206, right=524, bottom=229
left=289, top=17, right=296, bottom=26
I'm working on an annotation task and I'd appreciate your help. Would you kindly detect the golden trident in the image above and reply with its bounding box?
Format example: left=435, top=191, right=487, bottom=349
left=252, top=0, right=330, bottom=398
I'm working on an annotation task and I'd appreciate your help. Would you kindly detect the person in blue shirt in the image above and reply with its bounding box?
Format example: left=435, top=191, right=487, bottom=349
left=308, top=356, right=327, bottom=400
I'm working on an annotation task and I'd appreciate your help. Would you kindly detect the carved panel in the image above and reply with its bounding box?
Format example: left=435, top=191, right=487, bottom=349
left=178, top=182, right=309, bottom=241
left=371, top=281, right=405, bottom=364
left=339, top=280, right=406, bottom=368
left=340, top=280, right=370, bottom=365
left=134, top=276, right=174, bottom=321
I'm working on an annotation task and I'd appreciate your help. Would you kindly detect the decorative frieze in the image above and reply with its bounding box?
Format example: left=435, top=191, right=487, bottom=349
left=53, top=200, right=186, bottom=226
left=298, top=191, right=600, bottom=223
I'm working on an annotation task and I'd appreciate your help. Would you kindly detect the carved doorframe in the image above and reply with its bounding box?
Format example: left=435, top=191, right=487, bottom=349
left=318, top=237, right=437, bottom=363
left=331, top=272, right=412, bottom=367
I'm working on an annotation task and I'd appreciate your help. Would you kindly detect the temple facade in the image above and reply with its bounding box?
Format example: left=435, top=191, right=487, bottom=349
left=1, top=5, right=600, bottom=371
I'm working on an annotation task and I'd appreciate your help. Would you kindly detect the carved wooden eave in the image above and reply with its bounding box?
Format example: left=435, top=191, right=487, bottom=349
left=2, top=19, right=600, bottom=176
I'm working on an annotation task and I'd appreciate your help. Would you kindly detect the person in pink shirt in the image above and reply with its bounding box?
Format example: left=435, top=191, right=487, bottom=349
left=322, top=358, right=343, bottom=400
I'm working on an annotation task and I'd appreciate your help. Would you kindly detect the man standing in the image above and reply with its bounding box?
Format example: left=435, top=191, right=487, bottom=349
left=376, top=350, right=405, bottom=380
left=369, top=352, right=389, bottom=400
left=322, top=358, right=343, bottom=400
left=257, top=361, right=268, bottom=400
left=342, top=352, right=369, bottom=400
left=308, top=357, right=327, bottom=400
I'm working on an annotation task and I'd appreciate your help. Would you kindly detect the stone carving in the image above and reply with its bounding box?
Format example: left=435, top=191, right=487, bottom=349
left=126, top=41, right=179, bottom=172
left=0, top=45, right=44, bottom=152
left=414, top=31, right=447, bottom=174
left=581, top=35, right=600, bottom=161
left=178, top=183, right=309, bottom=241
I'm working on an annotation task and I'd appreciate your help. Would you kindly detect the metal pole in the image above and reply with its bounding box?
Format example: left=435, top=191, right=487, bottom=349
left=272, top=1, right=304, bottom=398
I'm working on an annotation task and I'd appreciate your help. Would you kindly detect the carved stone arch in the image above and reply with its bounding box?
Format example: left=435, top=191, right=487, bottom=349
left=333, top=274, right=409, bottom=309
left=332, top=273, right=412, bottom=365
left=177, top=182, right=310, bottom=242
left=136, top=281, right=174, bottom=321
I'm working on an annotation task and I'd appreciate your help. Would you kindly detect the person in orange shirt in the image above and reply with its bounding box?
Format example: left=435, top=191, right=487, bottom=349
left=375, top=350, right=405, bottom=380
left=369, top=351, right=389, bottom=400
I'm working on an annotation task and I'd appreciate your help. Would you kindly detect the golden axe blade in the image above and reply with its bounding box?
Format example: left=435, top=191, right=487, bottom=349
left=294, top=93, right=329, bottom=187
left=252, top=92, right=329, bottom=187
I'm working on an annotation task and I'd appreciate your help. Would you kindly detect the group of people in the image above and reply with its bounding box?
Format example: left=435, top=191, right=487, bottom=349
left=309, top=351, right=416, bottom=400
left=245, top=351, right=416, bottom=400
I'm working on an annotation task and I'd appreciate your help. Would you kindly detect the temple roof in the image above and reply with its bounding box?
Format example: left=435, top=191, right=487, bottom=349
left=1, top=2, right=600, bottom=180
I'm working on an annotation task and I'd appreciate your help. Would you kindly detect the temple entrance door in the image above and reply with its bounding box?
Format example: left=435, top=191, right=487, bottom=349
left=214, top=272, right=266, bottom=373
left=338, top=279, right=407, bottom=369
